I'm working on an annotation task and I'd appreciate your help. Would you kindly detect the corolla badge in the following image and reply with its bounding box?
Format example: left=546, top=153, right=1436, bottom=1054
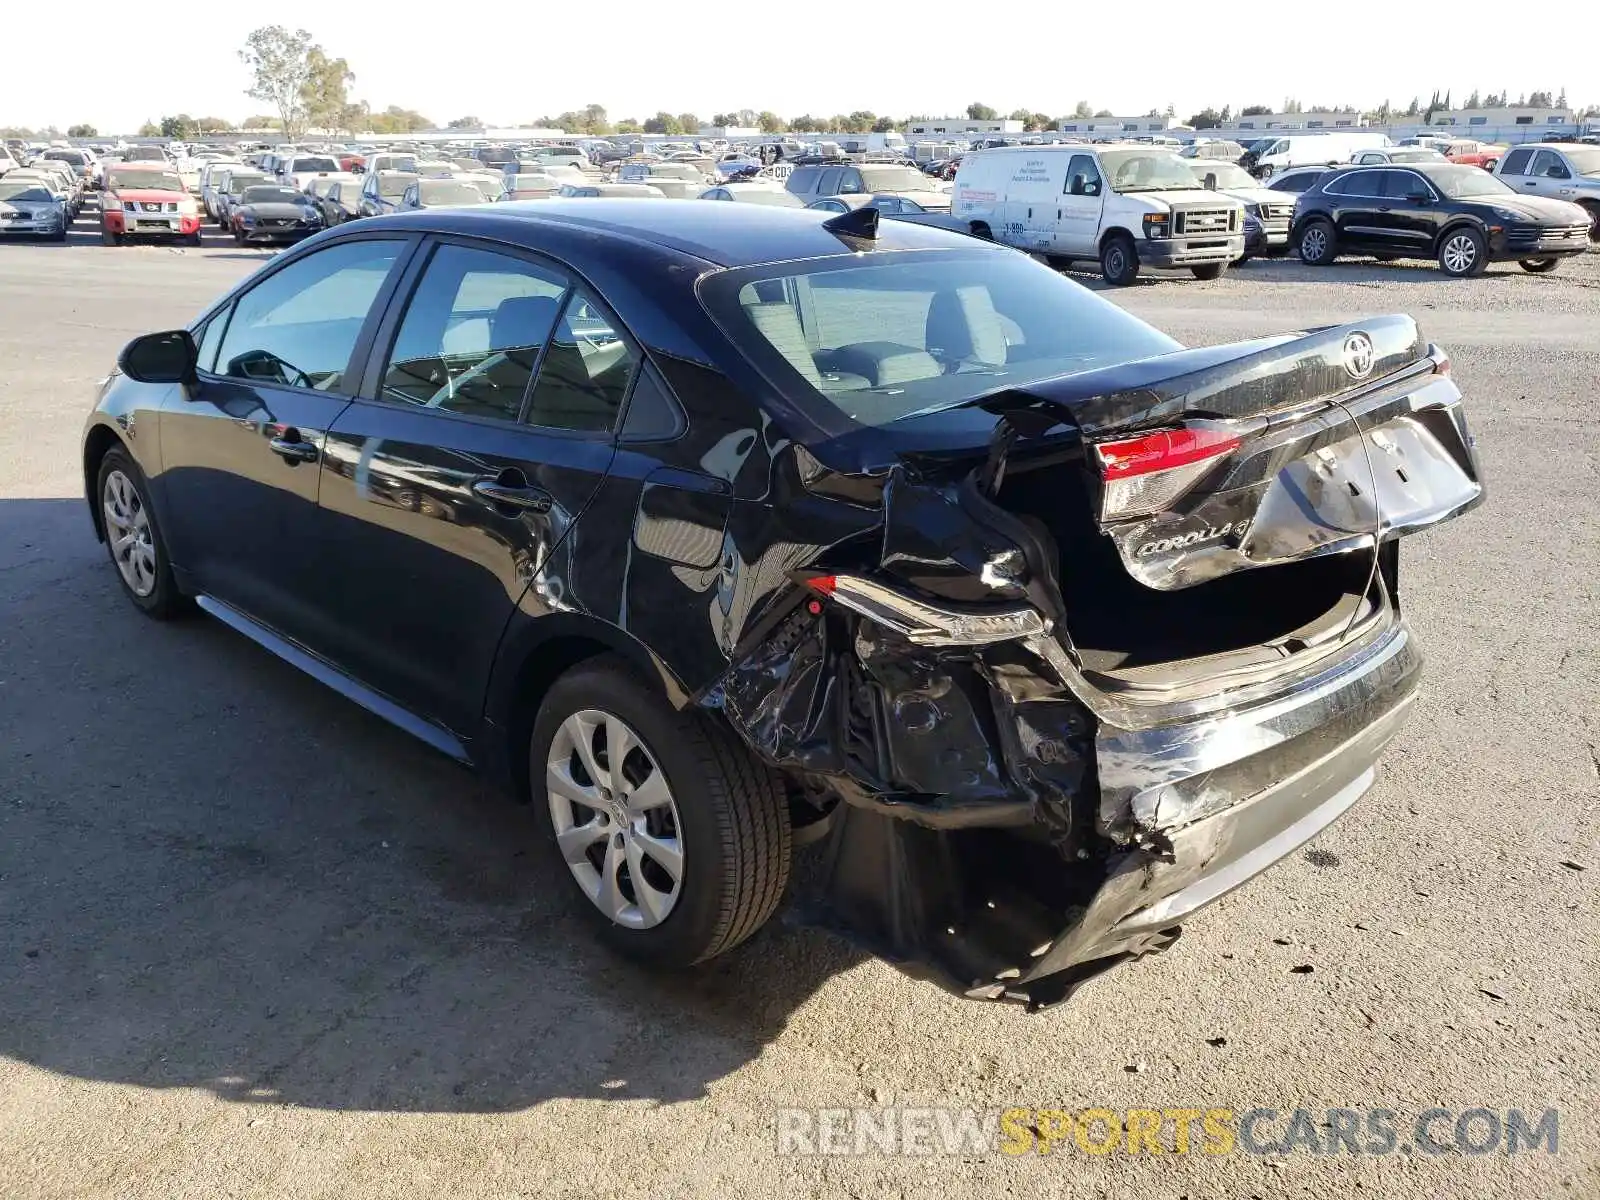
left=1342, top=331, right=1376, bottom=380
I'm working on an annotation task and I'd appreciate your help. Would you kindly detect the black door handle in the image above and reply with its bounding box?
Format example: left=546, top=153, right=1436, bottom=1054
left=473, top=479, right=552, bottom=512
left=269, top=436, right=318, bottom=463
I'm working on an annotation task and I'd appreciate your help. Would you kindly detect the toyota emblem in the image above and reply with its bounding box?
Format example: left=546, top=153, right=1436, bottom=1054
left=1342, top=332, right=1375, bottom=380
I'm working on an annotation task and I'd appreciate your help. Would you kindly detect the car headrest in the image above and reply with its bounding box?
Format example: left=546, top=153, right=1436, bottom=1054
left=490, top=295, right=559, bottom=352
left=925, top=287, right=1007, bottom=367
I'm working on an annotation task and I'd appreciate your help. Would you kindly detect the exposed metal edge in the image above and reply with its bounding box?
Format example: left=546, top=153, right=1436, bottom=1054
left=194, top=594, right=471, bottom=763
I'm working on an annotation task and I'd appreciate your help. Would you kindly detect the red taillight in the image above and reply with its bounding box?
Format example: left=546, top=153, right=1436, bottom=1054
left=803, top=575, right=838, bottom=596
left=1093, top=425, right=1242, bottom=521
left=1094, top=427, right=1242, bottom=478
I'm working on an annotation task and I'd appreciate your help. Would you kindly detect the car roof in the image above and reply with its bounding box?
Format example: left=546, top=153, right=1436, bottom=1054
left=354, top=198, right=992, bottom=269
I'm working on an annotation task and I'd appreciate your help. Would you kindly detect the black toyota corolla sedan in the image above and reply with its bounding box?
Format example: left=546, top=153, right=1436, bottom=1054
left=84, top=201, right=1484, bottom=1008
left=1292, top=162, right=1594, bottom=276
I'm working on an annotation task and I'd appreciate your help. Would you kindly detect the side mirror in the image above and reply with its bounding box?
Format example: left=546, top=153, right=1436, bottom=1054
left=1406, top=190, right=1433, bottom=204
left=1546, top=166, right=1570, bottom=179
left=119, top=329, right=197, bottom=385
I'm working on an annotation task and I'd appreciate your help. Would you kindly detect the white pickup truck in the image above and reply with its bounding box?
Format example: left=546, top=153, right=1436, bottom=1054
left=1493, top=143, right=1600, bottom=240
left=952, top=144, right=1244, bottom=284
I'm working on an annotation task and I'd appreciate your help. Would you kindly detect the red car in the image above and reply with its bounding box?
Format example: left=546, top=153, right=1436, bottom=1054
left=1443, top=139, right=1506, bottom=172
left=101, top=164, right=203, bottom=246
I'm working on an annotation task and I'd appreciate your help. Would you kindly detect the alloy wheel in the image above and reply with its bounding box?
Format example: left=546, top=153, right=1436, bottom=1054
left=1442, top=233, right=1477, bottom=275
left=1302, top=226, right=1327, bottom=261
left=546, top=709, right=684, bottom=929
left=102, top=469, right=156, bottom=597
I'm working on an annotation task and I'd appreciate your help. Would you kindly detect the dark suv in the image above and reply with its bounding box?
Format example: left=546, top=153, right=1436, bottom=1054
left=785, top=161, right=952, bottom=211
left=1292, top=162, right=1594, bottom=276
left=84, top=202, right=1482, bottom=1008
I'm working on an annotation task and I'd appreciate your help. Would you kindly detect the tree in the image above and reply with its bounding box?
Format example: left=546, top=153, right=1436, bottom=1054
left=1240, top=104, right=1272, bottom=117
left=301, top=48, right=355, bottom=133
left=242, top=114, right=279, bottom=129
left=966, top=102, right=998, bottom=121
left=239, top=25, right=315, bottom=139
left=367, top=106, right=432, bottom=135
left=1528, top=90, right=1552, bottom=108
left=1093, top=109, right=1114, bottom=118
left=759, top=112, right=787, bottom=133
left=67, top=123, right=97, bottom=138
left=1165, top=102, right=1176, bottom=119
left=1026, top=112, right=1053, bottom=132
left=137, top=120, right=160, bottom=137
left=159, top=114, right=195, bottom=139
left=1463, top=89, right=1481, bottom=110
left=643, top=112, right=682, bottom=134
left=448, top=116, right=482, bottom=129
left=1405, top=97, right=1420, bottom=117
left=790, top=114, right=819, bottom=133
left=848, top=110, right=877, bottom=131
left=1281, top=97, right=1302, bottom=114
left=677, top=113, right=701, bottom=133
left=1556, top=88, right=1567, bottom=109
left=872, top=115, right=898, bottom=133
left=1188, top=108, right=1223, bottom=130
left=1072, top=100, right=1093, bottom=119
left=1220, top=104, right=1232, bottom=122
left=615, top=118, right=641, bottom=134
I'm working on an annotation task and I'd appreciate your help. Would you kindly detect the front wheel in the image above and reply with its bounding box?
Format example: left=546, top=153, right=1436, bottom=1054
left=1519, top=257, right=1561, bottom=274
left=1438, top=226, right=1487, bottom=277
left=1191, top=262, right=1226, bottom=281
left=185, top=231, right=202, bottom=247
left=1099, top=234, right=1139, bottom=286
left=101, top=228, right=122, bottom=246
left=96, top=447, right=185, bottom=618
left=1297, top=219, right=1337, bottom=265
left=531, top=656, right=791, bottom=968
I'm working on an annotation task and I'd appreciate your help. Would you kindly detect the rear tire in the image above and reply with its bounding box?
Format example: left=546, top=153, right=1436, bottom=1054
left=1099, top=234, right=1139, bottom=286
left=1297, top=219, right=1336, bottom=265
left=530, top=655, right=791, bottom=969
left=1581, top=201, right=1600, bottom=243
left=1519, top=257, right=1561, bottom=273
left=1437, top=226, right=1487, bottom=277
left=1191, top=262, right=1226, bottom=281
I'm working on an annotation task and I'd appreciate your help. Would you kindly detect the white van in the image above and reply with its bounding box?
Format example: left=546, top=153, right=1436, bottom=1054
left=1251, top=132, right=1391, bottom=179
left=952, top=144, right=1245, bottom=284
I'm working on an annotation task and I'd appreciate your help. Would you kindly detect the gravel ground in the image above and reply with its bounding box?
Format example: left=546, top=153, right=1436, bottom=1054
left=1, top=217, right=1596, bottom=1199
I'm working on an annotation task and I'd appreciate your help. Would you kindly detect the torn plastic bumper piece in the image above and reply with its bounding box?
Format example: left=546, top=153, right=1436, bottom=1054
left=713, top=581, right=1424, bottom=1008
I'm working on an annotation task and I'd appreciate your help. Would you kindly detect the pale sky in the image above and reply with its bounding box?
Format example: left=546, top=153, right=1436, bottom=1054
left=6, top=4, right=1595, bottom=134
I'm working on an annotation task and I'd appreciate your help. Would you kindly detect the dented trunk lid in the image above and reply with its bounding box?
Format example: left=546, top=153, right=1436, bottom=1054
left=977, top=314, right=1485, bottom=590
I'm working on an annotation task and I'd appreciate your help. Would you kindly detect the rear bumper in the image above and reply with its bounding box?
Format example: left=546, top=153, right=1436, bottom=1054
left=1138, top=234, right=1245, bottom=266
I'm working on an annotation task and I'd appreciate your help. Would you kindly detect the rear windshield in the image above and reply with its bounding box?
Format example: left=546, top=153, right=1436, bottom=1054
left=859, top=166, right=928, bottom=192
left=699, top=248, right=1178, bottom=431
left=290, top=157, right=338, bottom=173
left=110, top=170, right=183, bottom=191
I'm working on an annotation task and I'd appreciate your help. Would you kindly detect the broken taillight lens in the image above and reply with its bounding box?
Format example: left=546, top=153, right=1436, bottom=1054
left=1093, top=426, right=1242, bottom=520
left=802, top=574, right=1045, bottom=646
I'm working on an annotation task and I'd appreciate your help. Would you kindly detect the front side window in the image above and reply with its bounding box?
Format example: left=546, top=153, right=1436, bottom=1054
left=700, top=249, right=1179, bottom=432
left=1065, top=154, right=1102, bottom=196
left=1531, top=150, right=1570, bottom=179
left=524, top=289, right=639, bottom=432
left=216, top=238, right=403, bottom=391
left=381, top=243, right=568, bottom=421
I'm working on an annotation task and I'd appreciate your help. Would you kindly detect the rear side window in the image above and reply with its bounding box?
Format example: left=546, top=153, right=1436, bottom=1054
left=381, top=243, right=568, bottom=421
left=1499, top=148, right=1534, bottom=176
left=524, top=289, right=639, bottom=432
left=216, top=239, right=403, bottom=391
left=787, top=166, right=821, bottom=194
left=817, top=168, right=842, bottom=195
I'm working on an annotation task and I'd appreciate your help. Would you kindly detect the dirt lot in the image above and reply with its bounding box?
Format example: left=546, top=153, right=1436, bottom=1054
left=1, top=218, right=1596, bottom=1199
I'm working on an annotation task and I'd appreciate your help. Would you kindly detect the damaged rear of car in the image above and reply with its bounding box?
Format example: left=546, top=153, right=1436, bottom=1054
left=697, top=240, right=1483, bottom=1008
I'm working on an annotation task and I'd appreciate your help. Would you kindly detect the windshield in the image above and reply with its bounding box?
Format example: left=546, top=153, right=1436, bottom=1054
left=0, top=184, right=52, bottom=202
left=859, top=166, right=929, bottom=193
left=124, top=148, right=169, bottom=162
left=379, top=174, right=417, bottom=197
left=1565, top=149, right=1600, bottom=176
left=418, top=180, right=485, bottom=204
left=700, top=250, right=1180, bottom=431
left=227, top=173, right=268, bottom=192
left=110, top=170, right=183, bottom=192
left=242, top=186, right=302, bottom=204
left=732, top=189, right=803, bottom=206
left=290, top=157, right=338, bottom=173
left=375, top=155, right=418, bottom=173
left=1429, top=165, right=1513, bottom=198
left=1191, top=162, right=1257, bottom=190
left=44, top=151, right=86, bottom=165
left=1100, top=149, right=1201, bottom=192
